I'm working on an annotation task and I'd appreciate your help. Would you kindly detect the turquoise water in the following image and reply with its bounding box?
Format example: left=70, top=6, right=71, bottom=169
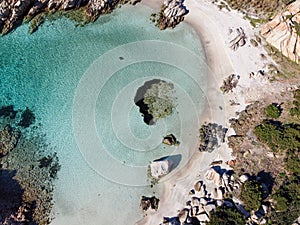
left=0, top=4, right=207, bottom=225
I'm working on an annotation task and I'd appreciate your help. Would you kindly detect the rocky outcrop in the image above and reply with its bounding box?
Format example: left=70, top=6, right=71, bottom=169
left=155, top=0, right=188, bottom=30
left=0, top=0, right=141, bottom=34
left=220, top=74, right=240, bottom=94
left=135, top=79, right=176, bottom=125
left=261, top=0, right=300, bottom=64
left=149, top=157, right=174, bottom=179
left=199, top=123, right=227, bottom=152
left=140, top=196, right=159, bottom=211
left=162, top=134, right=180, bottom=146
left=229, top=27, right=247, bottom=51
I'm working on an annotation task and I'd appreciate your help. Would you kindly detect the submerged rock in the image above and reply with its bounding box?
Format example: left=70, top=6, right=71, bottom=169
left=0, top=105, right=18, bottom=119
left=0, top=125, right=20, bottom=157
left=18, top=107, right=35, bottom=128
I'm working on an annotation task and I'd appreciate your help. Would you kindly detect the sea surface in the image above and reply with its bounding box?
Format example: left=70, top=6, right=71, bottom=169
left=0, top=4, right=207, bottom=225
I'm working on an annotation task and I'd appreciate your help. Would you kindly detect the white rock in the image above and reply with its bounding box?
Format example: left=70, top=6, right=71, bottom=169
left=239, top=174, right=249, bottom=183
left=150, top=158, right=174, bottom=179
left=204, top=204, right=216, bottom=213
left=261, top=204, right=268, bottom=214
left=198, top=204, right=205, bottom=214
left=200, top=198, right=208, bottom=206
left=196, top=213, right=210, bottom=222
left=192, top=197, right=200, bottom=206
left=216, top=200, right=223, bottom=207
left=205, top=168, right=222, bottom=186
left=260, top=218, right=267, bottom=224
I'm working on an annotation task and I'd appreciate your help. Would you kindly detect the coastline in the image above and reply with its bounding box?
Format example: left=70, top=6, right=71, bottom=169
left=138, top=0, right=278, bottom=224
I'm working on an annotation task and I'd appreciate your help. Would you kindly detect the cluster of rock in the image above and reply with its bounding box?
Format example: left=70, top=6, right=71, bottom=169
left=199, top=123, right=227, bottom=152
left=161, top=165, right=273, bottom=225
left=220, top=74, right=240, bottom=94
left=155, top=0, right=189, bottom=30
left=163, top=134, right=180, bottom=146
left=229, top=101, right=264, bottom=136
left=135, top=79, right=176, bottom=125
left=229, top=27, right=247, bottom=51
left=0, top=0, right=140, bottom=34
left=261, top=0, right=300, bottom=64
left=140, top=196, right=160, bottom=212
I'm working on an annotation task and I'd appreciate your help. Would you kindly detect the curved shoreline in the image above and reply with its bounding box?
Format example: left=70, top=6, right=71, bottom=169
left=137, top=1, right=234, bottom=224
left=138, top=0, right=275, bottom=224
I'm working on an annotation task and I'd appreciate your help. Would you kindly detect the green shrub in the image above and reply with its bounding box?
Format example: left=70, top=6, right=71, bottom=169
left=270, top=177, right=300, bottom=224
left=254, top=121, right=300, bottom=152
left=272, top=194, right=288, bottom=212
left=290, top=89, right=300, bottom=117
left=264, top=104, right=281, bottom=119
left=208, top=206, right=246, bottom=225
left=240, top=180, right=263, bottom=211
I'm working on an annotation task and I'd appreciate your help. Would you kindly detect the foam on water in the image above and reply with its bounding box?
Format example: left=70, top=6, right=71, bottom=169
left=0, top=4, right=207, bottom=224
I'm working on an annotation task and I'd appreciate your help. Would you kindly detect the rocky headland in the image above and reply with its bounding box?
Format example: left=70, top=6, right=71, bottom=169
left=0, top=0, right=141, bottom=34
left=261, top=0, right=300, bottom=64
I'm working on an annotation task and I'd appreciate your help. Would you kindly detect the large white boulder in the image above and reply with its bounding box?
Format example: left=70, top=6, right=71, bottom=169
left=150, top=158, right=174, bottom=179
left=205, top=168, right=222, bottom=186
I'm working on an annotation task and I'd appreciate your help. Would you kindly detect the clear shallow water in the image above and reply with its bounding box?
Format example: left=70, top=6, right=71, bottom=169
left=0, top=4, right=207, bottom=225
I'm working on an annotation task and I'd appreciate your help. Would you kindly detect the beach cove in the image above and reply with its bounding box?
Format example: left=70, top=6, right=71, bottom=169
left=0, top=3, right=209, bottom=225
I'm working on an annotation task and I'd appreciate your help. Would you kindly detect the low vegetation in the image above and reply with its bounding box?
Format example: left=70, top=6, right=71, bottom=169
left=254, top=121, right=300, bottom=152
left=208, top=206, right=246, bottom=225
left=264, top=103, right=281, bottom=119
left=240, top=180, right=263, bottom=211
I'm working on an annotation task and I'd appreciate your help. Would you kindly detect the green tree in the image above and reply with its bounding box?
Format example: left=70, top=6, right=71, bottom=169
left=208, top=206, right=246, bottom=225
left=240, top=180, right=263, bottom=211
left=264, top=104, right=281, bottom=119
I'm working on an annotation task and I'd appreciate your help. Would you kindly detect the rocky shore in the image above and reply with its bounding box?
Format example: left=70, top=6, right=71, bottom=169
left=151, top=0, right=189, bottom=29
left=0, top=0, right=140, bottom=34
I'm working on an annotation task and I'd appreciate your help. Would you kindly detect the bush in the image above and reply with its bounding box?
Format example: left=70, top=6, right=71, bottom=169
left=254, top=121, right=300, bottom=152
left=272, top=194, right=288, bottom=212
left=208, top=206, right=246, bottom=225
left=240, top=180, right=263, bottom=211
left=270, top=177, right=300, bottom=224
left=290, top=89, right=300, bottom=117
left=264, top=103, right=281, bottom=119
left=285, top=150, right=300, bottom=175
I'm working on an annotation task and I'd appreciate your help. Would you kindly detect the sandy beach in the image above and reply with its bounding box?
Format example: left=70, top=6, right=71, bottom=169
left=137, top=0, right=279, bottom=224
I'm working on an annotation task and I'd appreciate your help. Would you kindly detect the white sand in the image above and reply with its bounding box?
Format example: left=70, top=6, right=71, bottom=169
left=137, top=0, right=279, bottom=224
